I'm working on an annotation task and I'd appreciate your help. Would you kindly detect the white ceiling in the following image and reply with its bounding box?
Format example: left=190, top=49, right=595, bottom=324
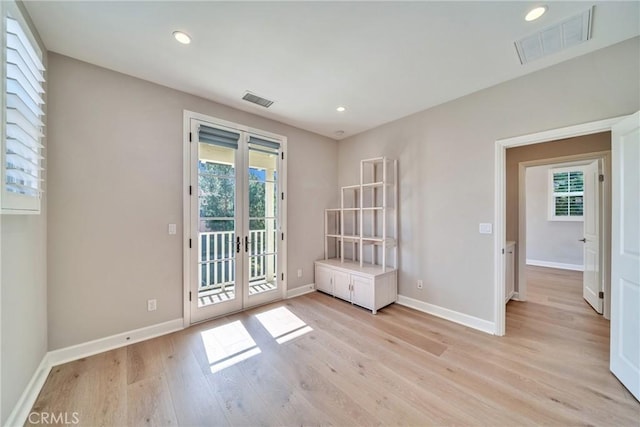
left=25, top=1, right=640, bottom=140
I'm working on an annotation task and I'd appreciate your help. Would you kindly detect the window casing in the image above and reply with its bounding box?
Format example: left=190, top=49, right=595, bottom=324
left=1, top=1, right=45, bottom=214
left=548, top=166, right=584, bottom=221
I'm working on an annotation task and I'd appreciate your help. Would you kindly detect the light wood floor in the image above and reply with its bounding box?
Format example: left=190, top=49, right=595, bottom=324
left=29, top=267, right=639, bottom=426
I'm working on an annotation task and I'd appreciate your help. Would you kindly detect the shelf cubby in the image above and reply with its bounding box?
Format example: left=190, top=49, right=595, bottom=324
left=322, top=157, right=397, bottom=271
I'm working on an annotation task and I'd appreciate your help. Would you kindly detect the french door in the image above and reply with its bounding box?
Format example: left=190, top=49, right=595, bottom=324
left=186, top=114, right=286, bottom=323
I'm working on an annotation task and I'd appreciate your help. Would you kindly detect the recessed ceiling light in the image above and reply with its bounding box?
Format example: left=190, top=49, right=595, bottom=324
left=525, top=6, right=547, bottom=22
left=173, top=31, right=191, bottom=44
left=336, top=106, right=346, bottom=112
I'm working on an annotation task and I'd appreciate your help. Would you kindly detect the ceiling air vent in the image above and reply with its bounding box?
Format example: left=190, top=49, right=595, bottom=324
left=515, top=7, right=593, bottom=64
left=242, top=91, right=274, bottom=108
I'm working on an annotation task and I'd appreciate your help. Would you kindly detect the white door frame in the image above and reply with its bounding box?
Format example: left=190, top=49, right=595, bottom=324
left=516, top=153, right=610, bottom=312
left=182, top=110, right=288, bottom=327
left=494, top=115, right=626, bottom=336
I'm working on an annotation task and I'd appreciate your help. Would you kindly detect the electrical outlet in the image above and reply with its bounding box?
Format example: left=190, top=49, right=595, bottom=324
left=417, top=280, right=423, bottom=290
left=147, top=299, right=157, bottom=311
left=168, top=223, right=177, bottom=235
left=297, top=269, right=303, bottom=278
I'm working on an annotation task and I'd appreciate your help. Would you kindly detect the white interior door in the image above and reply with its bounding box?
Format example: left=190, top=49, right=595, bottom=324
left=582, top=160, right=602, bottom=313
left=610, top=111, right=640, bottom=401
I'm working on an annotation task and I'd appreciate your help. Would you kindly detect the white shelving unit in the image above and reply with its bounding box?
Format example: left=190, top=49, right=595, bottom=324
left=316, top=157, right=398, bottom=313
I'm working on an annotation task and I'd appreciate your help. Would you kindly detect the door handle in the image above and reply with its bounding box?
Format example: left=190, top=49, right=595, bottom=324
left=245, top=236, right=249, bottom=252
left=579, top=238, right=587, bottom=243
left=236, top=236, right=241, bottom=253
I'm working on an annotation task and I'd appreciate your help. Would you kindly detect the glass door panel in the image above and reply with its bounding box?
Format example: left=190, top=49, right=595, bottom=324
left=198, top=158, right=236, bottom=306
left=245, top=137, right=280, bottom=306
left=191, top=122, right=243, bottom=322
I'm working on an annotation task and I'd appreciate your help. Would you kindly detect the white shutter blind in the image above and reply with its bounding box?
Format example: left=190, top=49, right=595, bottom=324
left=548, top=167, right=585, bottom=221
left=552, top=170, right=584, bottom=217
left=5, top=14, right=45, bottom=198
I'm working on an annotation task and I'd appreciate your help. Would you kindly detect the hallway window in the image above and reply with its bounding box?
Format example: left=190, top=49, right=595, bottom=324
left=549, top=167, right=584, bottom=220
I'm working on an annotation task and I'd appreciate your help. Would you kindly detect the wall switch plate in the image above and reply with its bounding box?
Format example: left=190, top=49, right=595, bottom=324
left=479, top=223, right=493, bottom=234
left=297, top=269, right=303, bottom=278
left=168, top=224, right=177, bottom=235
left=147, top=299, right=157, bottom=311
left=417, top=280, right=423, bottom=289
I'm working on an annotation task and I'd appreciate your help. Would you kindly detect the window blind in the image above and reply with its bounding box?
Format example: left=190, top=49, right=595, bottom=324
left=5, top=15, right=45, bottom=197
left=248, top=135, right=280, bottom=156
left=198, top=125, right=240, bottom=149
left=248, top=135, right=280, bottom=150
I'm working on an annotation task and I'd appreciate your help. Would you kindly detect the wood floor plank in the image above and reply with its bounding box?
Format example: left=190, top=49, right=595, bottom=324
left=286, top=313, right=474, bottom=424
left=27, top=348, right=127, bottom=427
left=28, top=265, right=640, bottom=426
left=389, top=303, right=631, bottom=411
left=187, top=318, right=284, bottom=426
left=127, top=336, right=173, bottom=385
left=237, top=313, right=347, bottom=426
left=286, top=296, right=530, bottom=426
left=286, top=327, right=429, bottom=424
left=377, top=309, right=602, bottom=423
left=162, top=345, right=230, bottom=427
left=308, top=292, right=449, bottom=357
left=126, top=374, right=177, bottom=426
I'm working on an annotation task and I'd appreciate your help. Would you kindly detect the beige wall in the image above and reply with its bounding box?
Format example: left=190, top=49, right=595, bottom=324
left=46, top=53, right=338, bottom=350
left=1, top=215, right=48, bottom=424
left=338, top=37, right=639, bottom=322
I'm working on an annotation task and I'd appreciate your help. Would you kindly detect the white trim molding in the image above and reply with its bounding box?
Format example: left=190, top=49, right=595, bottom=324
left=48, top=318, right=184, bottom=367
left=286, top=284, right=315, bottom=299
left=4, top=354, right=52, bottom=427
left=396, top=295, right=496, bottom=335
left=496, top=117, right=625, bottom=148
left=526, top=259, right=584, bottom=271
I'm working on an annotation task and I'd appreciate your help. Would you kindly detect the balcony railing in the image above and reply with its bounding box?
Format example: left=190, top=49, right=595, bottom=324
left=199, top=230, right=275, bottom=292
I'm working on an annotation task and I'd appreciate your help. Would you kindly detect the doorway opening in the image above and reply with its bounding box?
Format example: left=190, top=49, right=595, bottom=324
left=495, top=112, right=638, bottom=400
left=511, top=151, right=611, bottom=320
left=494, top=117, right=623, bottom=336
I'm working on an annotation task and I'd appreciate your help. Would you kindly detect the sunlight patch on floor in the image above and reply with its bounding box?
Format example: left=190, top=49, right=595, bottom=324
left=200, top=320, right=261, bottom=373
left=255, top=306, right=313, bottom=344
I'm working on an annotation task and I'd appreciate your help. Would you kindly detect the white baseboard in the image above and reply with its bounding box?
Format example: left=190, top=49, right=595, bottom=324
left=526, top=259, right=584, bottom=271
left=4, top=353, right=52, bottom=427
left=396, top=295, right=496, bottom=335
left=7, top=318, right=184, bottom=427
left=286, top=284, right=315, bottom=299
left=48, top=318, right=184, bottom=367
